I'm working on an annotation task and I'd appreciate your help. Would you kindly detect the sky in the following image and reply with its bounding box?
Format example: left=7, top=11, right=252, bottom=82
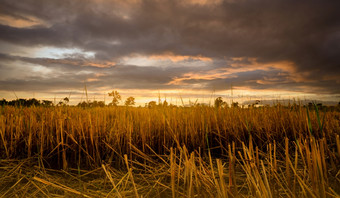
left=0, top=0, right=339, bottom=105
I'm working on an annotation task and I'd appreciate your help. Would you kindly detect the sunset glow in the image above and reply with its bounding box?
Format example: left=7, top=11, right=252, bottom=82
left=0, top=0, right=339, bottom=105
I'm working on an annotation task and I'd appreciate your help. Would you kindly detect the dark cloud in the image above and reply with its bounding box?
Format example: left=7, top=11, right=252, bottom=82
left=0, top=53, right=196, bottom=91
left=0, top=0, right=339, bottom=98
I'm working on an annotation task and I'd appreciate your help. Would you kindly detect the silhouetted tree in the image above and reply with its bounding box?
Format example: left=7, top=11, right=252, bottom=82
left=63, top=97, right=69, bottom=104
left=148, top=101, right=157, bottom=108
left=214, top=97, right=226, bottom=108
left=232, top=102, right=239, bottom=108
left=92, top=101, right=105, bottom=107
left=77, top=101, right=88, bottom=108
left=125, top=96, right=135, bottom=106
left=108, top=90, right=121, bottom=106
left=77, top=100, right=105, bottom=108
left=0, top=99, right=8, bottom=106
left=42, top=100, right=53, bottom=107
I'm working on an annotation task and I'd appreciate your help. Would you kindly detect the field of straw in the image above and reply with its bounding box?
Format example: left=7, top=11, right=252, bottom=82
left=0, top=104, right=339, bottom=197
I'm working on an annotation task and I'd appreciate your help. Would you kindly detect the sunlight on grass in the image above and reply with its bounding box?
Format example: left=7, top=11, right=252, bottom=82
left=0, top=103, right=339, bottom=197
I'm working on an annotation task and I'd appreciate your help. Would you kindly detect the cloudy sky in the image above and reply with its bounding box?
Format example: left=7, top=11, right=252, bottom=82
left=0, top=0, right=339, bottom=105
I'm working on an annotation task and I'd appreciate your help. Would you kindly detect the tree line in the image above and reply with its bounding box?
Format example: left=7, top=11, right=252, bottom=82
left=1, top=90, right=340, bottom=110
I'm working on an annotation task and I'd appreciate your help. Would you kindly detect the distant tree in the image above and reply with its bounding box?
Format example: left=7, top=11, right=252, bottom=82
left=63, top=97, right=69, bottom=104
left=4, top=98, right=42, bottom=107
left=26, top=99, right=35, bottom=106
left=0, top=98, right=54, bottom=107
left=77, top=101, right=88, bottom=108
left=232, top=102, right=239, bottom=108
left=42, top=100, right=53, bottom=107
left=0, top=99, right=8, bottom=106
left=250, top=100, right=261, bottom=108
left=148, top=101, right=157, bottom=108
left=163, top=100, right=168, bottom=107
left=108, top=90, right=121, bottom=106
left=125, top=96, right=135, bottom=106
left=214, top=97, right=226, bottom=108
left=77, top=100, right=105, bottom=108
left=94, top=101, right=105, bottom=107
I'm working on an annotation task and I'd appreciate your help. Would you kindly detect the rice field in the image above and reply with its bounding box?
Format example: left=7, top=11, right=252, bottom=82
left=0, top=104, right=339, bottom=197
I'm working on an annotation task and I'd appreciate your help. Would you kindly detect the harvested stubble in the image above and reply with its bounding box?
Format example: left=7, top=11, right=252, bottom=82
left=0, top=105, right=339, bottom=197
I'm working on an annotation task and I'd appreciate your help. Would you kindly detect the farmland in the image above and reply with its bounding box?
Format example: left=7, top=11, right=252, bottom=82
left=0, top=104, right=340, bottom=197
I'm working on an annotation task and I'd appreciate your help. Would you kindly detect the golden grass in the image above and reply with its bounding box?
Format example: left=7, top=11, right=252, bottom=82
left=0, top=105, right=339, bottom=197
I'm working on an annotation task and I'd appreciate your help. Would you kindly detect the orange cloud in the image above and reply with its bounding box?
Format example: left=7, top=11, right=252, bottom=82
left=86, top=78, right=100, bottom=82
left=230, top=57, right=296, bottom=72
left=229, top=57, right=311, bottom=83
left=149, top=52, right=212, bottom=62
left=0, top=14, right=47, bottom=28
left=86, top=73, right=107, bottom=82
left=256, top=77, right=283, bottom=85
left=168, top=68, right=236, bottom=85
left=181, top=0, right=222, bottom=6
left=168, top=58, right=308, bottom=86
left=86, top=62, right=116, bottom=68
